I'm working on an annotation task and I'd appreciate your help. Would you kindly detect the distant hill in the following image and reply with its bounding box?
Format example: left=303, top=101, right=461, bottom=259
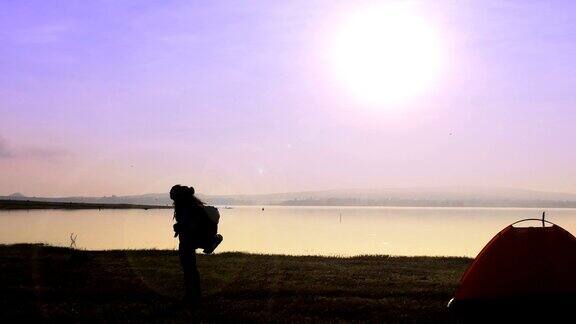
left=2, top=187, right=576, bottom=208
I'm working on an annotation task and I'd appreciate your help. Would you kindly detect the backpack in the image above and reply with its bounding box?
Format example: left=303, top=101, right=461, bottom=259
left=195, top=206, right=219, bottom=248
left=173, top=205, right=219, bottom=242
left=204, top=206, right=220, bottom=224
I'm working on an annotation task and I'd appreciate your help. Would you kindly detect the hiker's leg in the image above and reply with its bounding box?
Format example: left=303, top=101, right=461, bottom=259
left=179, top=234, right=201, bottom=302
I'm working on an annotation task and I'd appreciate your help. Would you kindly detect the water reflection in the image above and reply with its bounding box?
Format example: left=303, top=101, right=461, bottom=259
left=1, top=206, right=575, bottom=257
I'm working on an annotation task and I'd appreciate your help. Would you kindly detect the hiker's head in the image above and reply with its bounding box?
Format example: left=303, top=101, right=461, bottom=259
left=170, top=184, right=204, bottom=206
left=170, top=185, right=191, bottom=202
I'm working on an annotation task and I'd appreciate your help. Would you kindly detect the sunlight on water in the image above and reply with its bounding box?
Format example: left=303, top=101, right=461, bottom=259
left=1, top=206, right=575, bottom=257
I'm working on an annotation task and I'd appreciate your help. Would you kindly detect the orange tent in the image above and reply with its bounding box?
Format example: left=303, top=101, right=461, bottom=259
left=449, top=219, right=576, bottom=319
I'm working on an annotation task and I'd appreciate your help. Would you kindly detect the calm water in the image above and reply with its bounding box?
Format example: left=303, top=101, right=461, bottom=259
left=1, top=206, right=575, bottom=257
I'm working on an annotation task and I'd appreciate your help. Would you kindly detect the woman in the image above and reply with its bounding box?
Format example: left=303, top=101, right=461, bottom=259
left=170, top=184, right=207, bottom=305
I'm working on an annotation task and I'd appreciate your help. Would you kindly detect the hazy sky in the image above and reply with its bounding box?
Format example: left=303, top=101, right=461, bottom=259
left=1, top=0, right=576, bottom=196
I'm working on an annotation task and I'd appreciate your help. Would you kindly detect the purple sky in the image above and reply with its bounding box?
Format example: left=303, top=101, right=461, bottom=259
left=1, top=0, right=576, bottom=196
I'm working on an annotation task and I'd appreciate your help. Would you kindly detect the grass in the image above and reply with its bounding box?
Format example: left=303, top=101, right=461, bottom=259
left=0, top=244, right=471, bottom=323
left=0, top=199, right=171, bottom=210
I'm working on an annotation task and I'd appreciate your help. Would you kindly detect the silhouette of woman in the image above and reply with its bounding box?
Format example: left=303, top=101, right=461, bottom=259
left=170, top=184, right=207, bottom=305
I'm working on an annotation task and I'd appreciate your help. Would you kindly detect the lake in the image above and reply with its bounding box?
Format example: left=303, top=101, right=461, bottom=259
left=1, top=206, right=575, bottom=257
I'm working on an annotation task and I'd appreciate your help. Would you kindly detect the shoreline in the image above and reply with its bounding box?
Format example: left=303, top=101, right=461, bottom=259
left=3, top=199, right=576, bottom=211
left=0, top=199, right=172, bottom=210
left=0, top=243, right=474, bottom=258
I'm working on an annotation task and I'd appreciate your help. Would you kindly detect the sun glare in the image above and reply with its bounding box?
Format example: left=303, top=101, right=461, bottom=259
left=331, top=4, right=444, bottom=106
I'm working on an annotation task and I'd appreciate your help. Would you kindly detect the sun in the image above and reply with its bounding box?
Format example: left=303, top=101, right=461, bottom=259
left=331, top=3, right=444, bottom=106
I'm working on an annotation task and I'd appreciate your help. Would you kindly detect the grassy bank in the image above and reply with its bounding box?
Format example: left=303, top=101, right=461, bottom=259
left=0, top=199, right=171, bottom=210
left=0, top=244, right=470, bottom=323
